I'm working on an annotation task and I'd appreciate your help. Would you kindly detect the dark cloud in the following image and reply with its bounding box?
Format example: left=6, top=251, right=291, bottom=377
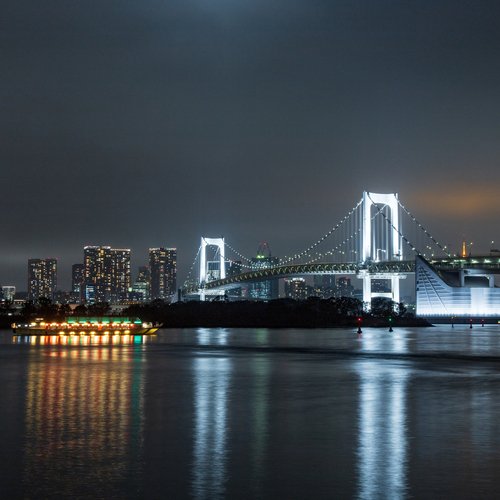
left=1, top=0, right=500, bottom=289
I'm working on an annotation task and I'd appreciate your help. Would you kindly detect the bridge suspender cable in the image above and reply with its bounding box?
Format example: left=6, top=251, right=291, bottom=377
left=223, top=241, right=254, bottom=264
left=365, top=192, right=448, bottom=260
left=278, top=197, right=364, bottom=266
left=397, top=199, right=452, bottom=258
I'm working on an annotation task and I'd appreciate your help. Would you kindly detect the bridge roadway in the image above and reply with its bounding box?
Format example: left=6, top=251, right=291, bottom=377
left=197, top=256, right=500, bottom=292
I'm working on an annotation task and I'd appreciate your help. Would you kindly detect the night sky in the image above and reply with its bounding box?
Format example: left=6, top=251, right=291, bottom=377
left=2, top=0, right=500, bottom=290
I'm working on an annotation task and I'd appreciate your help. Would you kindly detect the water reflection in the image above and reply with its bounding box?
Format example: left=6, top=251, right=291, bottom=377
left=22, top=344, right=146, bottom=497
left=195, top=328, right=229, bottom=346
left=192, top=355, right=231, bottom=499
left=13, top=333, right=155, bottom=346
left=358, top=329, right=410, bottom=354
left=357, top=362, right=409, bottom=499
left=249, top=356, right=270, bottom=497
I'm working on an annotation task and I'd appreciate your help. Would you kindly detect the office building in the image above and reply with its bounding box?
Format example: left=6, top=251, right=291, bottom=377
left=111, top=249, right=131, bottom=303
left=149, top=248, right=177, bottom=300
left=336, top=277, right=354, bottom=298
left=244, top=243, right=279, bottom=300
left=1, top=285, right=16, bottom=302
left=131, top=266, right=151, bottom=302
left=83, top=246, right=131, bottom=303
left=28, top=258, right=57, bottom=302
left=313, top=275, right=336, bottom=298
left=285, top=278, right=309, bottom=300
left=72, top=264, right=85, bottom=302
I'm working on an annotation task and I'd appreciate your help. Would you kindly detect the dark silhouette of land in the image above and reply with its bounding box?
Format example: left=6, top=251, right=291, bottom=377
left=1, top=296, right=431, bottom=329
left=123, top=297, right=429, bottom=328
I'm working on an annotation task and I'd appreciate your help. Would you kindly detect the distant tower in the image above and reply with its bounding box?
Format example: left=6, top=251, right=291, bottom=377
left=461, top=241, right=467, bottom=258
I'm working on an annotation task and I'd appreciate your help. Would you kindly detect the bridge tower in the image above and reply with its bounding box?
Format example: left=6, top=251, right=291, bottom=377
left=360, top=192, right=403, bottom=310
left=199, top=237, right=226, bottom=301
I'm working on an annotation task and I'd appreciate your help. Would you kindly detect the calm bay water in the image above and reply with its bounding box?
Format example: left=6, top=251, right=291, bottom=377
left=2, top=325, right=500, bottom=499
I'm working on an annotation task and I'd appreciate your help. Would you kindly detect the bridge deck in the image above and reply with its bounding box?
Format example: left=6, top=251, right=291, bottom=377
left=190, top=256, right=500, bottom=292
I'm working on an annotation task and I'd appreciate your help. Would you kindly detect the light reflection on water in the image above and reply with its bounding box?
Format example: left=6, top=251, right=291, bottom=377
left=21, top=343, right=146, bottom=497
left=357, top=362, right=408, bottom=500
left=3, top=327, right=500, bottom=498
left=192, top=355, right=231, bottom=499
left=13, top=333, right=155, bottom=346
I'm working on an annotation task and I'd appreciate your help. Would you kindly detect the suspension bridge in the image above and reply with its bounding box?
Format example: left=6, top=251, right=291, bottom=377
left=181, top=192, right=500, bottom=316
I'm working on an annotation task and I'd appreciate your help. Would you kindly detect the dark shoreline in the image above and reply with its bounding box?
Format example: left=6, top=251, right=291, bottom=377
left=1, top=298, right=434, bottom=330
left=123, top=299, right=432, bottom=329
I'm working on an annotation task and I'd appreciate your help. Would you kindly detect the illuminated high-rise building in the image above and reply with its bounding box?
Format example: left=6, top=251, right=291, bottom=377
left=84, top=246, right=111, bottom=303
left=28, top=258, right=57, bottom=302
left=72, top=264, right=85, bottom=302
left=131, top=266, right=150, bottom=302
left=284, top=277, right=309, bottom=300
left=245, top=243, right=279, bottom=300
left=313, top=275, right=336, bottom=299
left=149, top=248, right=177, bottom=300
left=336, top=277, right=354, bottom=298
left=83, top=246, right=131, bottom=303
left=111, top=249, right=131, bottom=303
left=1, top=285, right=16, bottom=302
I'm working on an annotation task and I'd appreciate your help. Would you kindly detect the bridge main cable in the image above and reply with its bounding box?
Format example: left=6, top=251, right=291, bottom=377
left=278, top=197, right=363, bottom=266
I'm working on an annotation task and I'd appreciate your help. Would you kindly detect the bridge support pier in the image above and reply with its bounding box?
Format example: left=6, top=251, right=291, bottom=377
left=360, top=272, right=403, bottom=311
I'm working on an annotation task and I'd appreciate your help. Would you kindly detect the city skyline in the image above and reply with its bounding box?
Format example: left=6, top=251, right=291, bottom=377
left=0, top=220, right=497, bottom=292
left=2, top=1, right=499, bottom=288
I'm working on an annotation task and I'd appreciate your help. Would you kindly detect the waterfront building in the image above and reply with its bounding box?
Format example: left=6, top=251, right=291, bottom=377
left=149, top=248, right=177, bottom=300
left=244, top=243, right=279, bottom=300
left=1, top=285, right=16, bottom=302
left=111, top=249, right=132, bottom=303
left=336, top=277, right=354, bottom=298
left=131, top=266, right=151, bottom=302
left=313, top=275, right=336, bottom=299
left=28, top=258, right=57, bottom=302
left=71, top=264, right=85, bottom=303
left=54, top=290, right=73, bottom=305
left=83, top=246, right=131, bottom=303
left=84, top=246, right=112, bottom=303
left=284, top=278, right=309, bottom=300
left=416, top=256, right=500, bottom=317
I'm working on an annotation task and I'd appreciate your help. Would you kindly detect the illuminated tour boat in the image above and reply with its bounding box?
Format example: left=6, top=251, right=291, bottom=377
left=11, top=317, right=160, bottom=336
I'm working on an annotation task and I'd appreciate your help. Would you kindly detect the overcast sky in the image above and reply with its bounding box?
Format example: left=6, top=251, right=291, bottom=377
left=2, top=0, right=500, bottom=290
